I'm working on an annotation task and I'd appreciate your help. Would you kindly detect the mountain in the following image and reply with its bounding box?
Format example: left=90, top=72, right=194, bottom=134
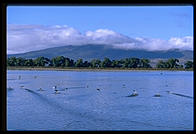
left=7, top=44, right=193, bottom=61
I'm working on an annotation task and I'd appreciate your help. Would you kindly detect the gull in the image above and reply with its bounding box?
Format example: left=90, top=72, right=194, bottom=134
left=53, top=86, right=57, bottom=90
left=132, top=90, right=138, bottom=95
left=126, top=90, right=138, bottom=97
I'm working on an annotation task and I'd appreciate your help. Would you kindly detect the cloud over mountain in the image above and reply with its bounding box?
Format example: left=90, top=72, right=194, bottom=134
left=7, top=24, right=193, bottom=54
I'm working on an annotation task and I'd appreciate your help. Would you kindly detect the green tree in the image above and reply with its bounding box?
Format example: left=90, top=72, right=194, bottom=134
left=121, top=58, right=129, bottom=68
left=7, top=57, right=17, bottom=66
left=34, top=57, right=50, bottom=67
left=69, top=59, right=75, bottom=67
left=64, top=58, right=71, bottom=67
left=179, top=65, right=184, bottom=69
left=184, top=61, right=193, bottom=69
left=24, top=59, right=34, bottom=66
left=156, top=60, right=167, bottom=68
left=111, top=60, right=122, bottom=68
left=90, top=59, right=101, bottom=68
left=83, top=61, right=90, bottom=67
left=156, top=58, right=180, bottom=69
left=101, top=57, right=112, bottom=68
left=129, top=58, right=140, bottom=68
left=167, top=58, right=180, bottom=68
left=75, top=58, right=84, bottom=67
left=51, top=56, right=65, bottom=67
left=16, top=57, right=26, bottom=66
left=139, top=59, right=151, bottom=68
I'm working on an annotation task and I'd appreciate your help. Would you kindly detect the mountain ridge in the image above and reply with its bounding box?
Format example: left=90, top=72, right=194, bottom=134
left=8, top=44, right=193, bottom=61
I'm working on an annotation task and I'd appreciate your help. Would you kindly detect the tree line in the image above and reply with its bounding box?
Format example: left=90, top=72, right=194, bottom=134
left=7, top=56, right=193, bottom=69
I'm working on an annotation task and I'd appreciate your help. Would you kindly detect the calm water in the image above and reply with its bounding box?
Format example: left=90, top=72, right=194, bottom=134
left=7, top=70, right=193, bottom=130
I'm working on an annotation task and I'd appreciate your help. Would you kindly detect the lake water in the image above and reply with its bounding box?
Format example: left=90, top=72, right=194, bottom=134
left=7, top=70, right=193, bottom=131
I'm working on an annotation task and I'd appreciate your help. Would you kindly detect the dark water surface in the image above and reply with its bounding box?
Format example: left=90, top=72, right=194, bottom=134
left=7, top=70, right=193, bottom=130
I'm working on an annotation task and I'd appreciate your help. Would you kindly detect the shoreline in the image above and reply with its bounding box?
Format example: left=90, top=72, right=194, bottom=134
left=7, top=67, right=193, bottom=72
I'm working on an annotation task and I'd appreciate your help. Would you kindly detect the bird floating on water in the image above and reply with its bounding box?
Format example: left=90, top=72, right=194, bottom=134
left=53, top=86, right=60, bottom=94
left=153, top=93, right=161, bottom=97
left=54, top=90, right=59, bottom=94
left=166, top=91, right=172, bottom=94
left=7, top=87, right=14, bottom=90
left=126, top=90, right=138, bottom=97
left=132, top=90, right=138, bottom=95
left=37, top=88, right=44, bottom=91
left=65, top=87, right=68, bottom=90
left=96, top=88, right=100, bottom=91
left=54, top=89, right=61, bottom=94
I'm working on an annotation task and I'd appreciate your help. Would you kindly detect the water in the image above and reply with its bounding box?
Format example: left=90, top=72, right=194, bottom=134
left=7, top=70, right=193, bottom=130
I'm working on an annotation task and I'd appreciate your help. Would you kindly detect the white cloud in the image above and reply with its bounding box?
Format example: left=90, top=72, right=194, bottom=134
left=7, top=24, right=193, bottom=54
left=168, top=36, right=193, bottom=50
left=85, top=29, right=135, bottom=45
left=112, top=36, right=193, bottom=51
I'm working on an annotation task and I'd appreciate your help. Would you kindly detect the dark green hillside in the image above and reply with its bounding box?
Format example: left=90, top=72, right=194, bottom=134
left=8, top=44, right=193, bottom=61
left=180, top=50, right=193, bottom=59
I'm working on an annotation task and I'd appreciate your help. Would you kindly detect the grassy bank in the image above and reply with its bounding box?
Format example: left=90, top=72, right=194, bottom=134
left=7, top=66, right=193, bottom=71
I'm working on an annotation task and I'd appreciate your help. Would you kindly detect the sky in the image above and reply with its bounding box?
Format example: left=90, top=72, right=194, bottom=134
left=7, top=6, right=193, bottom=54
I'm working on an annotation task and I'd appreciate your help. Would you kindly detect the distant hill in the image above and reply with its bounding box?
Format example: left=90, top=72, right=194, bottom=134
left=8, top=44, right=193, bottom=61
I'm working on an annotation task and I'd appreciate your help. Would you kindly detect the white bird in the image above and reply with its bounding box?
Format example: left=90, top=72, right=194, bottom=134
left=53, top=86, right=57, bottom=90
left=132, top=90, right=138, bottom=95
left=126, top=90, right=138, bottom=97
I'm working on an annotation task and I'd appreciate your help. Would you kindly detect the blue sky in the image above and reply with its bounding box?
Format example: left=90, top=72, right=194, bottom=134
left=7, top=6, right=193, bottom=40
left=7, top=6, right=193, bottom=54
